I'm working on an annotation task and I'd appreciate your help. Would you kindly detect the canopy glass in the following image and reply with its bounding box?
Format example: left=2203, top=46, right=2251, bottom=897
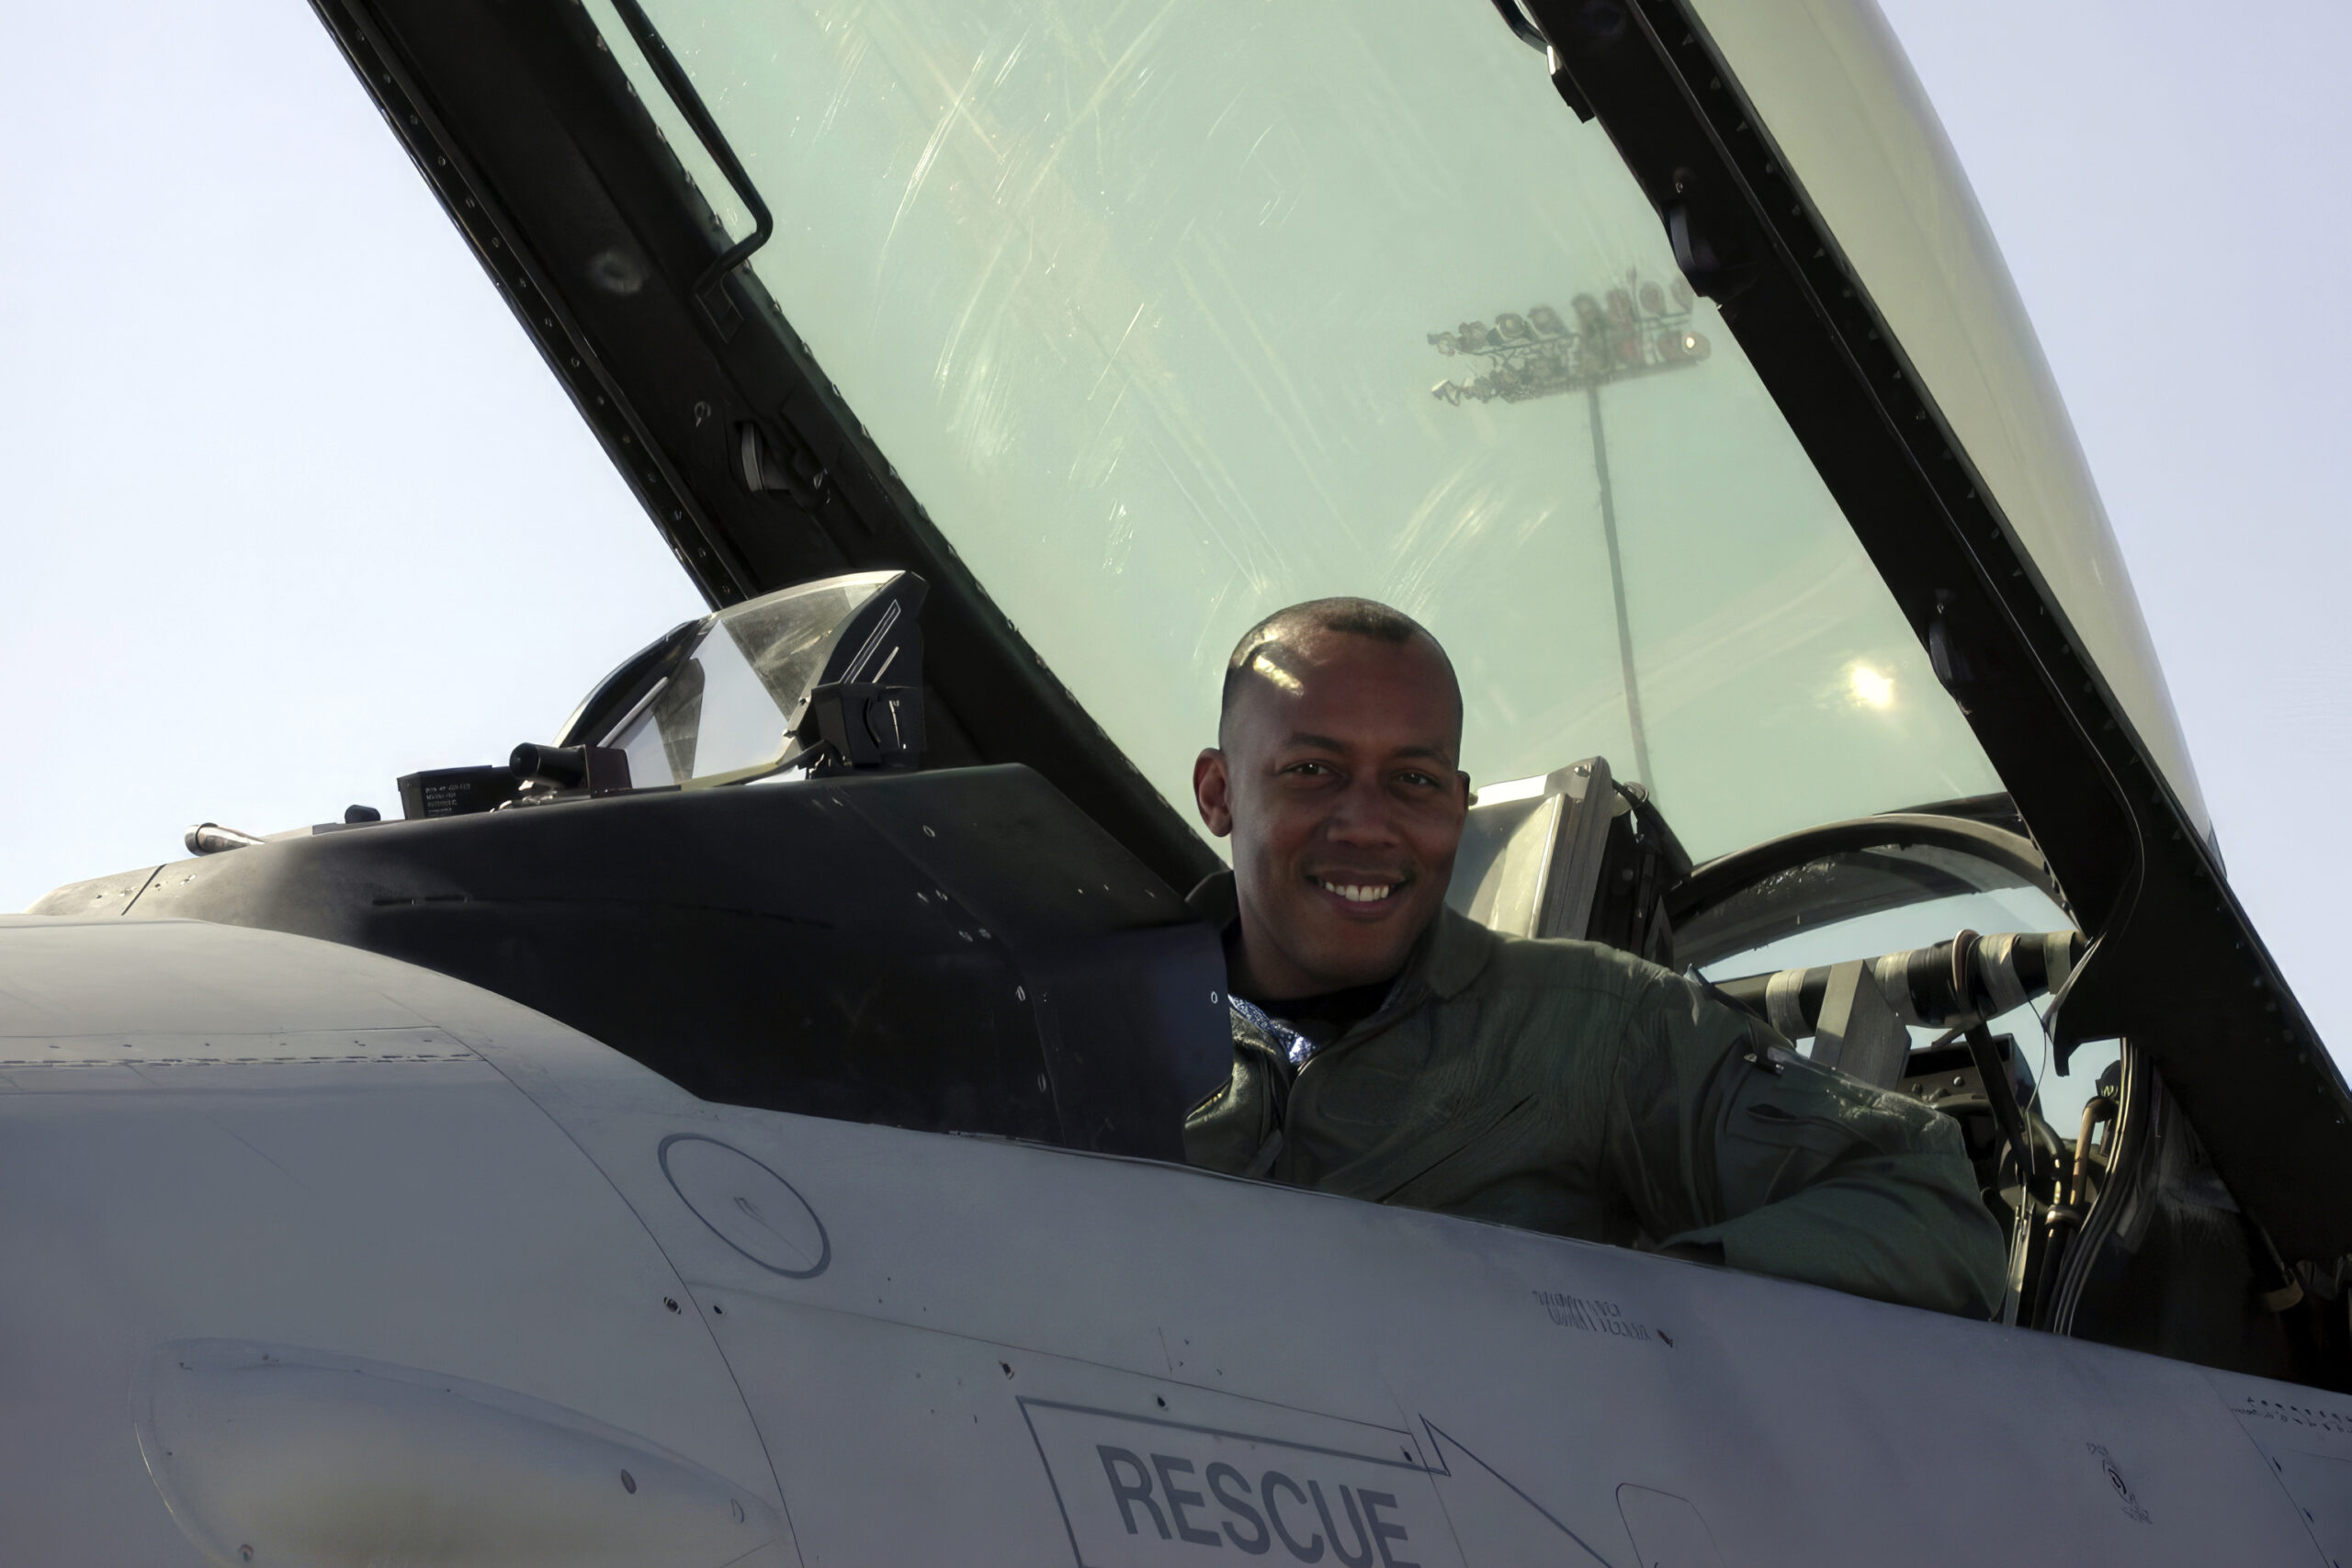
left=590, top=0, right=2003, bottom=859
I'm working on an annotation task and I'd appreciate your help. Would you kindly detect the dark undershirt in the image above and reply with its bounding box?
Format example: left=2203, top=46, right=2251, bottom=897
left=1237, top=978, right=1393, bottom=1035
left=1221, top=923, right=1399, bottom=1057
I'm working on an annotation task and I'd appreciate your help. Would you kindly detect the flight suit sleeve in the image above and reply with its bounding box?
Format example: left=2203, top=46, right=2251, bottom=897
left=1600, top=974, right=2008, bottom=1318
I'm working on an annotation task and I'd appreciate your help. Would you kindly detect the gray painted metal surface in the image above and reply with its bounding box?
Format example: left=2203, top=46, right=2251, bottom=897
left=4, top=913, right=2340, bottom=1564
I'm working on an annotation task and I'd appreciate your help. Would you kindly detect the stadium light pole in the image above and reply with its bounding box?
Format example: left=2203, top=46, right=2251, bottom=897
left=1430, top=273, right=1709, bottom=792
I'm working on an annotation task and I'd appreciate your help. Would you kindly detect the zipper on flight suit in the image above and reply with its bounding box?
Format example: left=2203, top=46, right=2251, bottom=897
left=1244, top=977, right=1421, bottom=1184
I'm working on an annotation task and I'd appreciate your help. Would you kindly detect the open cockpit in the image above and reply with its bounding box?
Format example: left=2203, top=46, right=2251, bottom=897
left=1443, top=739, right=2329, bottom=1371
left=40, top=566, right=2346, bottom=1388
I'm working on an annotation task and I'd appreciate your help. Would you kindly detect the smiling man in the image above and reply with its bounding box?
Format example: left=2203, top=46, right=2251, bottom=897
left=1183, top=598, right=2007, bottom=1317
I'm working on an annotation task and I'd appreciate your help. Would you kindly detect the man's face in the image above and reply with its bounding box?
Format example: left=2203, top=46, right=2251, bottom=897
left=1193, top=629, right=1471, bottom=998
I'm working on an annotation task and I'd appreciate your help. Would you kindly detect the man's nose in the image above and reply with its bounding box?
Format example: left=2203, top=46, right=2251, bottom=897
left=1323, top=773, right=1402, bottom=845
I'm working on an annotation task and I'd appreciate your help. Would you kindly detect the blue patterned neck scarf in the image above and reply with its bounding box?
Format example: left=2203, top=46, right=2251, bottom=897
left=1228, top=995, right=1317, bottom=1067
left=1228, top=974, right=1408, bottom=1068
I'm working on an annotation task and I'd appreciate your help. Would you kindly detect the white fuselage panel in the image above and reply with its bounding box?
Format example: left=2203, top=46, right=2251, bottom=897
left=1, top=914, right=2329, bottom=1565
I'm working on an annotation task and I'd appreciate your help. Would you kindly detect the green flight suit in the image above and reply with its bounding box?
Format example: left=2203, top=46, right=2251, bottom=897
left=1182, top=874, right=2008, bottom=1317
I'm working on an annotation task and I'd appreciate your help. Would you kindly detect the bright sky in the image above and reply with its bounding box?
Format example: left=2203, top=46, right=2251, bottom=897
left=4, top=3, right=2346, bottom=1064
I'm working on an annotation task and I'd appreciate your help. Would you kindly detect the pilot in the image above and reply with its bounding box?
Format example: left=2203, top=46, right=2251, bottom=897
left=1184, top=597, right=2007, bottom=1317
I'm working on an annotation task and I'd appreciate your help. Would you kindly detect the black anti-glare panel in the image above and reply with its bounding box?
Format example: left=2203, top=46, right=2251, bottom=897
left=108, top=767, right=1230, bottom=1161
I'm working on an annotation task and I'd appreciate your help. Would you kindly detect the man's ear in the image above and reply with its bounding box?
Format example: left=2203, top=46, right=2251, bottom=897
left=1193, top=748, right=1234, bottom=837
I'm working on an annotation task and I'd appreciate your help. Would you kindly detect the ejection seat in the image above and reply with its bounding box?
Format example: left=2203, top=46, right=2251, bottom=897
left=1445, top=763, right=2076, bottom=1094
left=1442, top=754, right=1688, bottom=965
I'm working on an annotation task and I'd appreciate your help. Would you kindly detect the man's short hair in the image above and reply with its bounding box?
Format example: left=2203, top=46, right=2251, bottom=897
left=1219, top=597, right=1462, bottom=740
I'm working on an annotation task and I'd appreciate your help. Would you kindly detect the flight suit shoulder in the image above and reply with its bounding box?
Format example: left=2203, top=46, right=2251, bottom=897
left=1438, top=933, right=1690, bottom=1112
left=1473, top=931, right=1673, bottom=1007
